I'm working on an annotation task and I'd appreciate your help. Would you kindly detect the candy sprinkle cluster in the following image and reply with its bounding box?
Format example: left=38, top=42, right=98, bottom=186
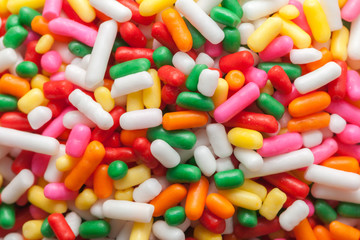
left=0, top=0, right=360, bottom=239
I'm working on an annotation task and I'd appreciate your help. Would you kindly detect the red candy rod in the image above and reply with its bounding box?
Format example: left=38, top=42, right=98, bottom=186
left=48, top=213, right=75, bottom=240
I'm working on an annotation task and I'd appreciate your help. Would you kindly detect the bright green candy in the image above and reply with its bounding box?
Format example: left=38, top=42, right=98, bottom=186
left=166, top=164, right=202, bottom=183
left=112, top=38, right=128, bottom=53
left=41, top=218, right=55, bottom=238
left=5, top=15, right=21, bottom=30
left=183, top=18, right=206, bottom=49
left=164, top=206, right=186, bottom=226
left=214, top=169, right=244, bottom=190
left=210, top=6, right=241, bottom=28
left=79, top=220, right=111, bottom=238
left=256, top=93, right=285, bottom=120
left=110, top=58, right=151, bottom=79
left=0, top=94, right=18, bottom=112
left=147, top=125, right=196, bottom=150
left=258, top=62, right=302, bottom=80
left=108, top=160, right=128, bottom=180
left=176, top=92, right=214, bottom=112
left=3, top=25, right=28, bottom=49
left=68, top=41, right=93, bottom=57
left=237, top=208, right=257, bottom=228
left=337, top=202, right=360, bottom=218
left=186, top=64, right=208, bottom=91
left=18, top=7, right=41, bottom=27
left=223, top=27, right=241, bottom=53
left=16, top=61, right=38, bottom=78
left=0, top=204, right=15, bottom=229
left=221, top=0, right=243, bottom=18
left=153, top=46, right=173, bottom=69
left=315, top=200, right=337, bottom=224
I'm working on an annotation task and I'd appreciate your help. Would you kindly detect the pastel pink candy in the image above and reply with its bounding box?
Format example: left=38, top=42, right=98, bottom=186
left=257, top=132, right=303, bottom=157
left=41, top=50, right=62, bottom=73
left=259, top=36, right=294, bottom=61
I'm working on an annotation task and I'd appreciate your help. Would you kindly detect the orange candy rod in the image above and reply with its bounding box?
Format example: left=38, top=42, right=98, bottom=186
left=120, top=129, right=148, bottom=146
left=205, top=193, right=235, bottom=219
left=185, top=176, right=209, bottom=221
left=150, top=183, right=187, bottom=217
left=329, top=221, right=360, bottom=240
left=293, top=218, right=317, bottom=240
left=287, top=112, right=330, bottom=132
left=64, top=141, right=106, bottom=191
left=313, top=225, right=333, bottom=240
left=321, top=156, right=360, bottom=173
left=306, top=47, right=333, bottom=72
left=0, top=74, right=30, bottom=98
left=225, top=70, right=245, bottom=91
left=162, top=111, right=209, bottom=131
left=93, top=164, right=113, bottom=199
left=161, top=8, right=193, bottom=52
left=31, top=16, right=72, bottom=42
left=288, top=91, right=331, bottom=118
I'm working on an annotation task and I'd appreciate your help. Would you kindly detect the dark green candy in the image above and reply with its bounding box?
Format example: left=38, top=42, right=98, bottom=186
left=5, top=15, right=21, bottom=30
left=210, top=6, right=241, bottom=28
left=147, top=125, right=196, bottom=150
left=41, top=217, right=55, bottom=238
left=223, top=27, right=241, bottom=53
left=337, top=202, right=360, bottom=218
left=176, top=92, right=214, bottom=112
left=186, top=64, right=208, bottom=91
left=221, top=0, right=243, bottom=18
left=0, top=204, right=15, bottom=229
left=68, top=41, right=93, bottom=57
left=19, top=7, right=41, bottom=27
left=214, top=169, right=244, bottom=190
left=3, top=25, right=28, bottom=49
left=237, top=208, right=257, bottom=228
left=183, top=18, right=206, bottom=49
left=153, top=46, right=173, bottom=69
left=79, top=220, right=111, bottom=238
left=166, top=164, right=202, bottom=183
left=110, top=58, right=151, bottom=79
left=256, top=93, right=285, bottom=120
left=0, top=94, right=18, bottom=112
left=16, top=61, right=38, bottom=78
left=315, top=199, right=337, bottom=224
left=164, top=206, right=186, bottom=226
left=108, top=160, right=128, bottom=180
left=258, top=62, right=302, bottom=80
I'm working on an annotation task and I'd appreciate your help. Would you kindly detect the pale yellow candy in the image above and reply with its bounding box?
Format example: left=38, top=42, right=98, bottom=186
left=139, top=0, right=176, bottom=16
left=31, top=74, right=49, bottom=91
left=228, top=127, right=263, bottom=149
left=0, top=0, right=9, bottom=16
left=272, top=14, right=311, bottom=49
left=278, top=5, right=299, bottom=20
left=218, top=188, right=262, bottom=210
left=247, top=17, right=283, bottom=52
left=56, top=154, right=80, bottom=172
left=210, top=78, right=228, bottom=117
left=143, top=69, right=161, bottom=109
left=260, top=80, right=274, bottom=95
left=238, top=179, right=267, bottom=201
left=75, top=188, right=98, bottom=210
left=114, top=164, right=151, bottom=190
left=130, top=219, right=153, bottom=240
left=28, top=185, right=67, bottom=213
left=7, top=0, right=45, bottom=14
left=115, top=188, right=134, bottom=201
left=303, top=0, right=331, bottom=43
left=259, top=188, right=287, bottom=220
left=94, top=86, right=115, bottom=112
left=35, top=34, right=54, bottom=54
left=331, top=26, right=349, bottom=61
left=67, top=0, right=96, bottom=22
left=23, top=220, right=43, bottom=240
left=194, top=224, right=222, bottom=240
left=18, top=88, right=46, bottom=114
left=127, top=90, right=144, bottom=111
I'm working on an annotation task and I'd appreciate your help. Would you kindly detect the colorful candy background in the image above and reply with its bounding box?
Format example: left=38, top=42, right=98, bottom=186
left=0, top=0, right=360, bottom=239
